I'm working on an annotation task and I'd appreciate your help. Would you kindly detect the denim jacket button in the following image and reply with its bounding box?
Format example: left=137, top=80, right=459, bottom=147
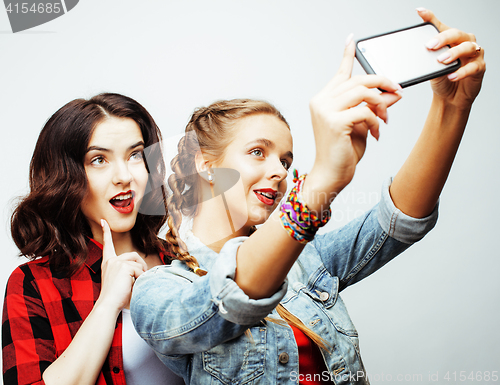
left=218, top=301, right=228, bottom=314
left=279, top=352, right=289, bottom=364
left=319, top=292, right=329, bottom=301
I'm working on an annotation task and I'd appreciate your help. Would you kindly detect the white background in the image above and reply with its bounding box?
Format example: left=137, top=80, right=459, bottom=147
left=1, top=1, right=499, bottom=383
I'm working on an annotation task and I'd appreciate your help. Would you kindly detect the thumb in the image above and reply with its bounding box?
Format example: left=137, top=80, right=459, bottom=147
left=416, top=8, right=449, bottom=32
left=380, top=91, right=403, bottom=108
left=324, top=33, right=355, bottom=91
left=101, top=219, right=116, bottom=262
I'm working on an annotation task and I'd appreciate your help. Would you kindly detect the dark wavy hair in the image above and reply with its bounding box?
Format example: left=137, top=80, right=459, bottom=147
left=10, top=93, right=168, bottom=276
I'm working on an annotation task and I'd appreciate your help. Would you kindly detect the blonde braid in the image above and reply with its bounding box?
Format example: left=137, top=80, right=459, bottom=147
left=165, top=135, right=207, bottom=276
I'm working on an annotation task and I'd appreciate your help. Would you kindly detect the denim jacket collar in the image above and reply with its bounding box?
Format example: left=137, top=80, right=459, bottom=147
left=178, top=216, right=224, bottom=272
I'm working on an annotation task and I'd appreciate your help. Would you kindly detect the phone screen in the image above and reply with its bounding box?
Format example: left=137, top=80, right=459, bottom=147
left=356, top=23, right=459, bottom=87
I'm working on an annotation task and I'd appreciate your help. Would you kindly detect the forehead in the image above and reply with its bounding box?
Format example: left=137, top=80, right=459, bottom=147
left=231, top=114, right=293, bottom=149
left=89, top=117, right=143, bottom=146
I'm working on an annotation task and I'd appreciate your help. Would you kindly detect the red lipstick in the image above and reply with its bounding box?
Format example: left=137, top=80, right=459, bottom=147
left=254, top=188, right=277, bottom=206
left=109, top=190, right=135, bottom=214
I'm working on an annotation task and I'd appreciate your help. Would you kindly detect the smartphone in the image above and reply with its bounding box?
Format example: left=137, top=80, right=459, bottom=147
left=355, top=22, right=460, bottom=88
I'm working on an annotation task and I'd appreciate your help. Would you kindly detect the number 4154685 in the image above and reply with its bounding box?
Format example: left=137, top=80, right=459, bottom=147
left=5, top=3, right=62, bottom=14
left=444, top=371, right=499, bottom=382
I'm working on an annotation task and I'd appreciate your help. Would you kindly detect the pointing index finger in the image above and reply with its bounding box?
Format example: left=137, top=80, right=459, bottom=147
left=101, top=219, right=116, bottom=262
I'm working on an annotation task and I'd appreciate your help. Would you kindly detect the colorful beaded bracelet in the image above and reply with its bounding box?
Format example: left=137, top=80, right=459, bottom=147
left=279, top=172, right=331, bottom=244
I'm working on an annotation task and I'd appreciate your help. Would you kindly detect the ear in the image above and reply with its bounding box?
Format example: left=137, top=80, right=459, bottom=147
left=195, top=151, right=211, bottom=181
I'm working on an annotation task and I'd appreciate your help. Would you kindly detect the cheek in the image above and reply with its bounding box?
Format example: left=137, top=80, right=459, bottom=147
left=82, top=178, right=103, bottom=209
left=80, top=189, right=98, bottom=222
left=133, top=165, right=149, bottom=192
left=279, top=180, right=288, bottom=199
left=82, top=171, right=101, bottom=206
left=239, top=165, right=261, bottom=190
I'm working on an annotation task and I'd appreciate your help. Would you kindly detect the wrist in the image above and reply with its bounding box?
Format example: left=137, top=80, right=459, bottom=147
left=432, top=94, right=473, bottom=115
left=94, top=296, right=123, bottom=318
left=279, top=173, right=331, bottom=244
left=303, top=168, right=347, bottom=212
left=429, top=96, right=471, bottom=133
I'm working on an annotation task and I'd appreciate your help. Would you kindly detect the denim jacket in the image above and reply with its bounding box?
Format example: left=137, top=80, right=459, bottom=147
left=131, top=179, right=438, bottom=384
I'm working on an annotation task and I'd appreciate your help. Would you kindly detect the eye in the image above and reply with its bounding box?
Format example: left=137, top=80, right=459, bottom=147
left=281, top=160, right=291, bottom=170
left=250, top=149, right=263, bottom=157
left=90, top=156, right=106, bottom=166
left=130, top=151, right=144, bottom=162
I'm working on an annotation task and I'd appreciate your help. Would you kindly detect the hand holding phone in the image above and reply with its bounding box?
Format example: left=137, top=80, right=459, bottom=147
left=355, top=22, right=460, bottom=88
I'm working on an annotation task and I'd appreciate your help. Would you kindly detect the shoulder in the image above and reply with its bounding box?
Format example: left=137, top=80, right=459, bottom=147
left=139, top=260, right=199, bottom=284
left=289, top=242, right=323, bottom=279
left=8, top=256, right=52, bottom=281
left=5, top=257, right=52, bottom=296
left=3, top=259, right=54, bottom=319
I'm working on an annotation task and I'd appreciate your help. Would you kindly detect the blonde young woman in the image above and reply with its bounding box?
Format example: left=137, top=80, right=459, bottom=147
left=126, top=10, right=485, bottom=384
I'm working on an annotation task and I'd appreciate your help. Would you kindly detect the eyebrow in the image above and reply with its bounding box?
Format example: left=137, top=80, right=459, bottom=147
left=248, top=138, right=294, bottom=160
left=86, top=141, right=145, bottom=154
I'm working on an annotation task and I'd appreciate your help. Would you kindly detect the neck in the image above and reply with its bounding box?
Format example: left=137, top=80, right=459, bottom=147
left=112, top=232, right=139, bottom=256
left=192, top=198, right=250, bottom=253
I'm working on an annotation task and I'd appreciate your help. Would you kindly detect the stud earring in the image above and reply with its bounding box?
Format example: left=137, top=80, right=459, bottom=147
left=207, top=169, right=215, bottom=198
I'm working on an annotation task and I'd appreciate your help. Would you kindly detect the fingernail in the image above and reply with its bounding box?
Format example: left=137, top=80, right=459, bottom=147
left=416, top=7, right=427, bottom=12
left=345, top=33, right=354, bottom=47
left=447, top=73, right=458, bottom=80
left=101, top=219, right=105, bottom=227
left=437, top=52, right=450, bottom=62
left=426, top=38, right=439, bottom=49
left=393, top=82, right=402, bottom=90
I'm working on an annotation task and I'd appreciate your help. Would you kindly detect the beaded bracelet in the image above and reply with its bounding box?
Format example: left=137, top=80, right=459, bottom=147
left=279, top=171, right=331, bottom=244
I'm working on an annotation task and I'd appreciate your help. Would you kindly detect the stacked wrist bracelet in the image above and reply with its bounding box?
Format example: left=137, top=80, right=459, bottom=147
left=279, top=171, right=331, bottom=244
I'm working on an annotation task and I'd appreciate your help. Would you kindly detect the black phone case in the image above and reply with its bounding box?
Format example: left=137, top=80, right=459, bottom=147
left=355, top=22, right=461, bottom=89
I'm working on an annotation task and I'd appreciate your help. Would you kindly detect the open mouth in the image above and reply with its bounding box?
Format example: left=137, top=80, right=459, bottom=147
left=109, top=191, right=135, bottom=214
left=254, top=189, right=277, bottom=206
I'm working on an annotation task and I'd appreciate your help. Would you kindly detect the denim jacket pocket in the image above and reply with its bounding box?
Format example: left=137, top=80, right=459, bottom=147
left=303, top=267, right=339, bottom=309
left=202, top=325, right=267, bottom=384
left=302, top=269, right=358, bottom=337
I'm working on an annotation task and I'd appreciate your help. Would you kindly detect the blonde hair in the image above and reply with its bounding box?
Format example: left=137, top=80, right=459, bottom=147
left=166, top=98, right=328, bottom=350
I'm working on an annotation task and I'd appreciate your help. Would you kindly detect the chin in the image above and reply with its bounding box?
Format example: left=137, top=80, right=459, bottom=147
left=112, top=226, right=135, bottom=234
left=107, top=219, right=136, bottom=233
left=247, top=210, right=272, bottom=226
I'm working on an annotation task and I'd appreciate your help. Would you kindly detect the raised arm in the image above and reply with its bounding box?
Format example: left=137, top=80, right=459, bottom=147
left=235, top=10, right=485, bottom=300
left=234, top=36, right=402, bottom=299
left=389, top=9, right=485, bottom=217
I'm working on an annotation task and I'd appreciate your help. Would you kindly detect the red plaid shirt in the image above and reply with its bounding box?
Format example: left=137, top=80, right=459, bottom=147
left=2, top=239, right=173, bottom=385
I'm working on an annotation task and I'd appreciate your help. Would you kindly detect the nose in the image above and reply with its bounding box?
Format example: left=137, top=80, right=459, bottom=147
left=112, top=161, right=133, bottom=185
left=268, top=156, right=288, bottom=182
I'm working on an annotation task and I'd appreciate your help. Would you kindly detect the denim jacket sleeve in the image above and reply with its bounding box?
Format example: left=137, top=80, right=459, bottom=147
left=310, top=178, right=439, bottom=292
left=130, top=238, right=287, bottom=355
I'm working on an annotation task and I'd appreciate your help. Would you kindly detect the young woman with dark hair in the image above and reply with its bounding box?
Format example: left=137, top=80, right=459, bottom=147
left=129, top=10, right=486, bottom=384
left=2, top=93, right=184, bottom=385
